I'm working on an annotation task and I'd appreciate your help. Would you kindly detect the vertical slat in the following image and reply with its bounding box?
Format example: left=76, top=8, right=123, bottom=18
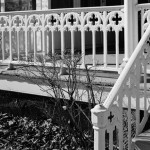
left=92, top=30, right=96, bottom=66
left=17, top=31, right=20, bottom=61
left=128, top=89, right=131, bottom=150
left=71, top=30, right=74, bottom=60
left=103, top=11, right=107, bottom=68
left=61, top=12, right=65, bottom=58
left=115, top=30, right=119, bottom=69
left=81, top=30, right=85, bottom=68
left=118, top=94, right=123, bottom=150
left=9, top=15, right=12, bottom=62
left=25, top=15, right=28, bottom=61
left=109, top=129, right=113, bottom=150
left=33, top=30, right=37, bottom=63
left=144, top=60, right=147, bottom=115
left=2, top=31, right=5, bottom=61
left=46, top=31, right=50, bottom=56
left=81, top=12, right=85, bottom=68
left=51, top=30, right=55, bottom=56
left=42, top=14, right=45, bottom=61
left=136, top=61, right=141, bottom=136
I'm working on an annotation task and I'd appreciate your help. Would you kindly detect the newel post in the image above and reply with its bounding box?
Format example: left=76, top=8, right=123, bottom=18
left=124, top=0, right=138, bottom=62
left=91, top=104, right=107, bottom=150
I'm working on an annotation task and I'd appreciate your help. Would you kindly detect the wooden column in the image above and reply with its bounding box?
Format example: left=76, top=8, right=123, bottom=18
left=124, top=0, right=138, bottom=62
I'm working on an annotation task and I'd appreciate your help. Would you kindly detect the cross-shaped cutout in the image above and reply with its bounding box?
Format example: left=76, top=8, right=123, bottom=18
left=0, top=17, right=6, bottom=27
left=68, top=15, right=76, bottom=26
left=112, top=13, right=122, bottom=25
left=50, top=15, right=56, bottom=26
left=108, top=111, right=114, bottom=123
left=89, top=14, right=98, bottom=25
left=14, top=17, right=22, bottom=26
left=31, top=16, right=38, bottom=26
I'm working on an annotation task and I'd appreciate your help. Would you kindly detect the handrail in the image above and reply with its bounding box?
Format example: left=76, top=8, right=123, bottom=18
left=136, top=3, right=150, bottom=10
left=103, top=24, right=150, bottom=109
left=91, top=24, right=150, bottom=150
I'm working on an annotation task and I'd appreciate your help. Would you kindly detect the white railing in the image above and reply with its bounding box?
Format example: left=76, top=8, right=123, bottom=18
left=0, top=6, right=124, bottom=71
left=91, top=23, right=150, bottom=150
left=137, top=3, right=150, bottom=36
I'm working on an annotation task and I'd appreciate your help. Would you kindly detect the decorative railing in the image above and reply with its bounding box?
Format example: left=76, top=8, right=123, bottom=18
left=137, top=3, right=150, bottom=36
left=0, top=6, right=124, bottom=71
left=91, top=24, right=150, bottom=150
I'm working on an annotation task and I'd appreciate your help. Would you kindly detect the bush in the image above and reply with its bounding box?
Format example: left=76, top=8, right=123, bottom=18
left=0, top=112, right=93, bottom=150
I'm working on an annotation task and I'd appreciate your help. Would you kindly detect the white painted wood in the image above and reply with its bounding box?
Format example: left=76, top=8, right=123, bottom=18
left=1, top=0, right=5, bottom=12
left=92, top=30, right=96, bottom=66
left=115, top=30, right=119, bottom=69
left=71, top=30, right=74, bottom=60
left=124, top=0, right=138, bottom=62
left=2, top=31, right=4, bottom=61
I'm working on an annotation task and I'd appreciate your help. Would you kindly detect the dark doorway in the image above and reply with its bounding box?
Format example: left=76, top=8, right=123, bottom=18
left=51, top=0, right=73, bottom=9
left=106, top=0, right=123, bottom=6
left=81, top=0, right=100, bottom=7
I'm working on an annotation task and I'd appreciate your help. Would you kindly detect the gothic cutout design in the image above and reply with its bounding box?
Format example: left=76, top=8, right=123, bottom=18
left=112, top=13, right=122, bottom=25
left=89, top=14, right=98, bottom=25
left=0, top=16, right=8, bottom=27
left=108, top=111, right=114, bottom=123
left=12, top=15, right=24, bottom=27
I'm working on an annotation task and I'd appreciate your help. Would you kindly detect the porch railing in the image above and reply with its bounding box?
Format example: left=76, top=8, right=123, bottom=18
left=0, top=6, right=124, bottom=71
left=91, top=20, right=150, bottom=150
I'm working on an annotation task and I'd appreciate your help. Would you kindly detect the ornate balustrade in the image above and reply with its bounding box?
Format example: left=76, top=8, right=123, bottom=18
left=0, top=6, right=124, bottom=71
left=91, top=24, right=150, bottom=150
left=137, top=3, right=150, bottom=41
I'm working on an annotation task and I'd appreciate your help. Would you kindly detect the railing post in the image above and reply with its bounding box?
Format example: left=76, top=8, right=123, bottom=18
left=91, top=105, right=107, bottom=150
left=1, top=0, right=5, bottom=12
left=124, top=0, right=138, bottom=63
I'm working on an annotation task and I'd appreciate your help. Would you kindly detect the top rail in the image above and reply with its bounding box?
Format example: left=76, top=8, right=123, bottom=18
left=136, top=3, right=150, bottom=10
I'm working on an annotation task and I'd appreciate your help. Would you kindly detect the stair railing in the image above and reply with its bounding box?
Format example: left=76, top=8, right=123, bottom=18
left=91, top=24, right=150, bottom=150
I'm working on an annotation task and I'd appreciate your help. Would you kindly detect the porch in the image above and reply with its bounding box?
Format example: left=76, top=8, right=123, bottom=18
left=1, top=0, right=150, bottom=150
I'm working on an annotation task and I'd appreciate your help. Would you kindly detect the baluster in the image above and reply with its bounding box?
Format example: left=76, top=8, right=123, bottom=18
left=81, top=12, right=85, bottom=68
left=9, top=15, right=12, bottom=62
left=61, top=13, right=65, bottom=59
left=33, top=30, right=37, bottom=63
left=136, top=61, right=141, bottom=136
left=71, top=30, right=74, bottom=60
left=92, top=30, right=96, bottom=67
left=25, top=15, right=28, bottom=61
left=109, top=129, right=113, bottom=150
left=81, top=30, right=85, bottom=68
left=42, top=14, right=45, bottom=61
left=51, top=30, right=55, bottom=56
left=118, top=94, right=123, bottom=150
left=17, top=31, right=20, bottom=61
left=2, top=31, right=5, bottom=61
left=144, top=60, right=147, bottom=115
left=103, top=11, right=107, bottom=68
left=115, top=30, right=119, bottom=69
left=128, top=89, right=131, bottom=150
